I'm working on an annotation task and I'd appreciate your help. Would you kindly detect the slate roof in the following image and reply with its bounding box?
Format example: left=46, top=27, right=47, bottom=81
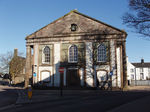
left=132, top=63, right=150, bottom=68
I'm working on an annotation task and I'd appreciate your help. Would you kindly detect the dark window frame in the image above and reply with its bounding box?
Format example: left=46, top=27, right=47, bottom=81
left=97, top=44, right=107, bottom=62
left=43, top=46, right=50, bottom=63
left=68, top=45, right=78, bottom=63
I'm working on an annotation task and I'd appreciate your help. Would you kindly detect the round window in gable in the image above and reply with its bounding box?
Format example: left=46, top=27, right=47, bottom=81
left=70, top=24, right=78, bottom=31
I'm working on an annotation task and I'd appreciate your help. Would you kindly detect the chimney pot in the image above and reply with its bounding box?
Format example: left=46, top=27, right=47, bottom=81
left=14, top=49, right=18, bottom=57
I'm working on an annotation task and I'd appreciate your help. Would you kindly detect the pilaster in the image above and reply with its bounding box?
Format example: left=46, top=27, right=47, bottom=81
left=110, top=39, right=117, bottom=87
left=122, top=41, right=128, bottom=89
left=25, top=45, right=32, bottom=88
left=85, top=42, right=94, bottom=87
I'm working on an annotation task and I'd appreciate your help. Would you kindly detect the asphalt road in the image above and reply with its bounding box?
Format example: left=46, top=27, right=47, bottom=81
left=0, top=85, right=18, bottom=108
left=3, top=90, right=150, bottom=112
left=109, top=94, right=150, bottom=112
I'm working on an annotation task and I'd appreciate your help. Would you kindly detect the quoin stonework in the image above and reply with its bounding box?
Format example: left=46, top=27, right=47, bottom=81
left=25, top=10, right=127, bottom=89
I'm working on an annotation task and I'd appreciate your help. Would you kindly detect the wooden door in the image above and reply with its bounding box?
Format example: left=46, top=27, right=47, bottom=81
left=67, top=69, right=80, bottom=87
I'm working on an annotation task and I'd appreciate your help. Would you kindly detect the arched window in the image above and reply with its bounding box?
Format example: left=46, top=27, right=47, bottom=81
left=97, top=44, right=107, bottom=62
left=69, top=45, right=78, bottom=62
left=43, top=46, right=50, bottom=63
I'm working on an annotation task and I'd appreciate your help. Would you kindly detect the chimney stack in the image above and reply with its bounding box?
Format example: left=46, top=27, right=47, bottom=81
left=141, top=58, right=144, bottom=64
left=14, top=48, right=18, bottom=57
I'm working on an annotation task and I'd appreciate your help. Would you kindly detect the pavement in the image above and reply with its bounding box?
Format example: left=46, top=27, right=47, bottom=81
left=127, top=86, right=150, bottom=91
left=3, top=85, right=150, bottom=112
left=16, top=88, right=65, bottom=104
left=16, top=88, right=106, bottom=104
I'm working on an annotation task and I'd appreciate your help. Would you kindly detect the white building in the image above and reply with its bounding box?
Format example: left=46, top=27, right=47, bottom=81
left=25, top=10, right=127, bottom=89
left=127, top=58, right=150, bottom=85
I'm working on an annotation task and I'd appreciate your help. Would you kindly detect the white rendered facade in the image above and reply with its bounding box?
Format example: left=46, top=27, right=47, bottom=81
left=127, top=58, right=150, bottom=83
left=25, top=10, right=127, bottom=89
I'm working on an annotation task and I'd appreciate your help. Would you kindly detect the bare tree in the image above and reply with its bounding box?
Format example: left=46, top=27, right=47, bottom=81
left=0, top=51, right=25, bottom=84
left=123, top=0, right=150, bottom=37
left=0, top=51, right=13, bottom=73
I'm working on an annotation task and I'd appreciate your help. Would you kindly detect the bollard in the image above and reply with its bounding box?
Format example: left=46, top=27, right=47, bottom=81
left=28, top=85, right=32, bottom=100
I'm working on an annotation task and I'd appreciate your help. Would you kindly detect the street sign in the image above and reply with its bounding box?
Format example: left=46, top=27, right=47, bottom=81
left=33, top=72, right=36, bottom=77
left=110, top=71, right=113, bottom=76
left=59, top=67, right=64, bottom=73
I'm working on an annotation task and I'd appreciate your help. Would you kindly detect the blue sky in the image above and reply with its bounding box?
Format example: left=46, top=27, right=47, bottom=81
left=0, top=0, right=149, bottom=62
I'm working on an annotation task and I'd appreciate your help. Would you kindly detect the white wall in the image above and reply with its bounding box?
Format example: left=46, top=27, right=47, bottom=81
left=36, top=43, right=61, bottom=87
left=135, top=68, right=150, bottom=80
left=127, top=57, right=135, bottom=84
left=39, top=66, right=53, bottom=86
left=116, top=47, right=121, bottom=88
left=54, top=43, right=60, bottom=87
left=110, top=40, right=117, bottom=87
left=94, top=65, right=110, bottom=87
left=85, top=42, right=94, bottom=87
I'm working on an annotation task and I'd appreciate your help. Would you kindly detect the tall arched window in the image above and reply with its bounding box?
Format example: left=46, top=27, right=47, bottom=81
left=43, top=46, right=50, bottom=63
left=97, top=44, right=107, bottom=62
left=69, top=45, right=78, bottom=62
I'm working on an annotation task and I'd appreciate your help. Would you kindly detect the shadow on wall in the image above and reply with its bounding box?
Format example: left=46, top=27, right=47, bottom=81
left=24, top=59, right=114, bottom=90
left=25, top=27, right=124, bottom=89
left=96, top=71, right=113, bottom=90
left=24, top=62, right=91, bottom=89
left=27, top=62, right=60, bottom=89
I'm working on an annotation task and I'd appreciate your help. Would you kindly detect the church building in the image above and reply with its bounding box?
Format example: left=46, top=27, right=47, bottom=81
left=25, top=10, right=127, bottom=89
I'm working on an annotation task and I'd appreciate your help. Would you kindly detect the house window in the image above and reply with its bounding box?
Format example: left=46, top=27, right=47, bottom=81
left=148, top=68, right=150, bottom=79
left=148, top=68, right=150, bottom=73
left=130, top=69, right=134, bottom=73
left=140, top=68, right=143, bottom=73
left=97, top=44, right=107, bottom=62
left=140, top=73, right=144, bottom=80
left=69, top=45, right=78, bottom=63
left=131, top=74, right=134, bottom=80
left=43, top=46, right=50, bottom=63
left=148, top=73, right=150, bottom=78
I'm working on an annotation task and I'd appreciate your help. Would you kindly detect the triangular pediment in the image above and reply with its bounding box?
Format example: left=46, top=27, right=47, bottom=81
left=26, top=10, right=126, bottom=39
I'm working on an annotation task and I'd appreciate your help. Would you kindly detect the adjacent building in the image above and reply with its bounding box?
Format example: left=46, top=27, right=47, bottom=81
left=9, top=49, right=26, bottom=85
left=25, top=10, right=127, bottom=89
left=127, top=58, right=150, bottom=85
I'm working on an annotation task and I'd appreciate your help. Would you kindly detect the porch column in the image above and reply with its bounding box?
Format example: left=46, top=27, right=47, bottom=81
left=25, top=45, right=32, bottom=88
left=116, top=45, right=122, bottom=88
left=33, top=44, right=39, bottom=84
left=110, top=39, right=117, bottom=87
left=122, top=41, right=128, bottom=89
